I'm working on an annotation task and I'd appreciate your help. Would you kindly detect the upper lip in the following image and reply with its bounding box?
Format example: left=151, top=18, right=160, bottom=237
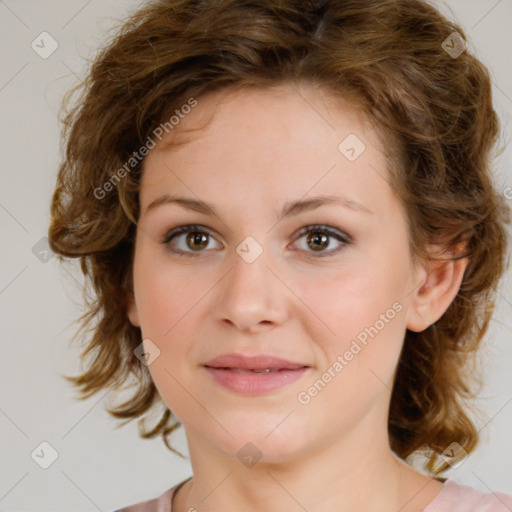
left=203, top=353, right=309, bottom=371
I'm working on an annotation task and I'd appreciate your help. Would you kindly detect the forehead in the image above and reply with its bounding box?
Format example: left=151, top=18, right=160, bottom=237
left=153, top=82, right=376, bottom=151
left=139, top=83, right=401, bottom=221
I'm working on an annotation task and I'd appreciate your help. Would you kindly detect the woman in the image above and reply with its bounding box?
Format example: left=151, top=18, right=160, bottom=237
left=48, top=0, right=512, bottom=510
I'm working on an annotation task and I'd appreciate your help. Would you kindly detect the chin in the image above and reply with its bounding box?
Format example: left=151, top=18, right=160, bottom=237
left=204, top=417, right=312, bottom=464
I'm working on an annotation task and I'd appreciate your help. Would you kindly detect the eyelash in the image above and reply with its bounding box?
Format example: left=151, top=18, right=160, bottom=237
left=161, top=224, right=352, bottom=258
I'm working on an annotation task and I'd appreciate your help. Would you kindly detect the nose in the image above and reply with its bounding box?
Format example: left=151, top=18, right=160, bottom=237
left=212, top=244, right=289, bottom=333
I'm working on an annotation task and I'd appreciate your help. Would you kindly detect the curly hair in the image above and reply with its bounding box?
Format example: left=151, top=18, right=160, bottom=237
left=48, top=0, right=510, bottom=472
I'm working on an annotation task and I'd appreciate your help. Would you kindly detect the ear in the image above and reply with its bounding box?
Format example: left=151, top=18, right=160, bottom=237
left=127, top=290, right=141, bottom=327
left=406, top=249, right=469, bottom=332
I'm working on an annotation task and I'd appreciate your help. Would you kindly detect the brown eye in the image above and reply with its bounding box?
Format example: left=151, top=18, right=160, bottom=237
left=162, top=225, right=222, bottom=256
left=293, top=225, right=352, bottom=258
left=306, top=231, right=330, bottom=252
left=162, top=224, right=351, bottom=258
left=185, top=231, right=209, bottom=251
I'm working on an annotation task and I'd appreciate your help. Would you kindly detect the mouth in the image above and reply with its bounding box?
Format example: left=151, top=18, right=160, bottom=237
left=213, top=368, right=294, bottom=373
left=203, top=353, right=308, bottom=371
left=202, top=353, right=310, bottom=396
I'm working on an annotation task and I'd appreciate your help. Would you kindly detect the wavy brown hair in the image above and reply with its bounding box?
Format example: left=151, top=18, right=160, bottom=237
left=48, top=0, right=510, bottom=471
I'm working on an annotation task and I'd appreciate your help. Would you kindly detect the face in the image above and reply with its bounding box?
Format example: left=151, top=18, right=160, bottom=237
left=128, top=83, right=426, bottom=464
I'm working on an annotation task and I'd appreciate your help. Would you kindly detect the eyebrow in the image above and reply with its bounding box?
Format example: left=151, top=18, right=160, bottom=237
left=144, top=193, right=374, bottom=220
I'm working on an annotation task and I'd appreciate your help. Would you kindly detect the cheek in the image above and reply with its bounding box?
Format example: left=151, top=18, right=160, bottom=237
left=300, top=262, right=407, bottom=386
left=301, top=262, right=403, bottom=337
left=294, top=276, right=406, bottom=426
left=132, top=254, right=213, bottom=418
left=133, top=249, right=206, bottom=337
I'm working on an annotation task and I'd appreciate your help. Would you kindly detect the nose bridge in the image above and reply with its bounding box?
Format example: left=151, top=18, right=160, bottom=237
left=228, top=237, right=273, bottom=304
left=214, top=236, right=287, bottom=330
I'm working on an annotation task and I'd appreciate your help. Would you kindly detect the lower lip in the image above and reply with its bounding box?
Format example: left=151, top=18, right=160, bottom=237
left=204, top=367, right=309, bottom=396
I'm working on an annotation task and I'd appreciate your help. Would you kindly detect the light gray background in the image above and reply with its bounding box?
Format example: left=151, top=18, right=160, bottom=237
left=1, top=0, right=511, bottom=510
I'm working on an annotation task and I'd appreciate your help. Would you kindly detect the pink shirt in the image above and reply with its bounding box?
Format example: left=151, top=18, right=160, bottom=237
left=114, top=478, right=512, bottom=511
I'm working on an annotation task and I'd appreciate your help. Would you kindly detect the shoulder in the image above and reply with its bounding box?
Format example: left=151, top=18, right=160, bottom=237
left=112, top=483, right=178, bottom=512
left=424, top=479, right=512, bottom=512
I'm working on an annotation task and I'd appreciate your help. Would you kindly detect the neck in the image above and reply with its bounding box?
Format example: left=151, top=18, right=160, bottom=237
left=173, top=425, right=442, bottom=512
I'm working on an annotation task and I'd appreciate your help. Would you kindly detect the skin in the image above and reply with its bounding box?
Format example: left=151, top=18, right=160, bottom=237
left=127, top=82, right=468, bottom=512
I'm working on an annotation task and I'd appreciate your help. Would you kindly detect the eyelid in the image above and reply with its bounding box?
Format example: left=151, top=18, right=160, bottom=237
left=289, top=224, right=352, bottom=258
left=162, top=223, right=352, bottom=257
left=162, top=224, right=223, bottom=255
left=292, top=224, right=352, bottom=245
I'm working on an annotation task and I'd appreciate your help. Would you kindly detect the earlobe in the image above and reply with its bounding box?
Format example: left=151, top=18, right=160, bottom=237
left=406, top=255, right=469, bottom=333
left=127, top=291, right=141, bottom=327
